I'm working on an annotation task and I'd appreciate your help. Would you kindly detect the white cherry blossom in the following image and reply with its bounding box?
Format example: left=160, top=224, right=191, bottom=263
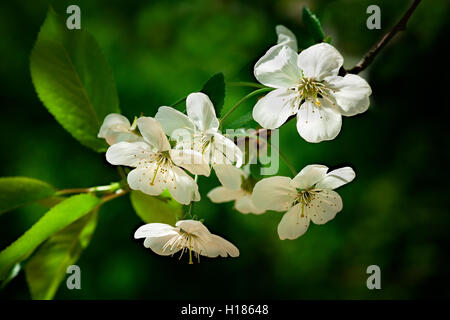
left=134, top=220, right=239, bottom=263
left=252, top=164, right=355, bottom=240
left=207, top=165, right=265, bottom=214
left=155, top=92, right=243, bottom=190
left=253, top=26, right=372, bottom=143
left=106, top=117, right=209, bottom=205
left=98, top=113, right=142, bottom=145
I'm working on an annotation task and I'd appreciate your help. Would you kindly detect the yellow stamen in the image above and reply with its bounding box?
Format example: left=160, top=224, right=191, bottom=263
left=150, top=161, right=161, bottom=186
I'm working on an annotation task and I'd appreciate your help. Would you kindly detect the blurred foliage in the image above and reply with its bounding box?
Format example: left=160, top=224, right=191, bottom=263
left=0, top=0, right=449, bottom=299
left=0, top=177, right=55, bottom=215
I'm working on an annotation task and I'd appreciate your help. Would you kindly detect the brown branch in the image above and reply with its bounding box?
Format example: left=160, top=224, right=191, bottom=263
left=347, top=0, right=422, bottom=74
left=55, top=188, right=93, bottom=195
left=98, top=189, right=128, bottom=205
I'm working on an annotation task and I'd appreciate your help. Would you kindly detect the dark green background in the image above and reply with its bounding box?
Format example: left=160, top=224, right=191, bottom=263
left=1, top=0, right=449, bottom=299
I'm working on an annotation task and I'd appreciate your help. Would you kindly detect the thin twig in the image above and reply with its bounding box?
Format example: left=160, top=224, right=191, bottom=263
left=55, top=188, right=93, bottom=195
left=170, top=96, right=187, bottom=107
left=227, top=82, right=267, bottom=89
left=99, top=189, right=128, bottom=205
left=348, top=0, right=422, bottom=74
left=55, top=182, right=121, bottom=196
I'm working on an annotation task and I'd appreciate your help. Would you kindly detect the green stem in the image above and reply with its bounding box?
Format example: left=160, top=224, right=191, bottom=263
left=183, top=175, right=198, bottom=220
left=227, top=81, right=267, bottom=89
left=170, top=96, right=187, bottom=107
left=226, top=132, right=297, bottom=176
left=220, top=87, right=273, bottom=127
left=117, top=166, right=126, bottom=181
left=55, top=182, right=121, bottom=196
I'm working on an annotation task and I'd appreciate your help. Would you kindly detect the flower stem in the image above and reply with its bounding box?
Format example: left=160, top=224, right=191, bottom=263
left=117, top=166, right=127, bottom=181
left=219, top=87, right=273, bottom=127
left=227, top=81, right=267, bottom=89
left=183, top=175, right=198, bottom=220
left=170, top=96, right=187, bottom=107
left=227, top=131, right=297, bottom=176
left=55, top=182, right=121, bottom=196
left=258, top=134, right=297, bottom=176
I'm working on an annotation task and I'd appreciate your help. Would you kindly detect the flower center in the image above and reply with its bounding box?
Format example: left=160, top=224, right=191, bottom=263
left=297, top=77, right=326, bottom=107
left=150, top=151, right=172, bottom=186
left=297, top=190, right=314, bottom=205
left=200, top=134, right=212, bottom=154
left=162, top=231, right=199, bottom=264
left=295, top=189, right=317, bottom=218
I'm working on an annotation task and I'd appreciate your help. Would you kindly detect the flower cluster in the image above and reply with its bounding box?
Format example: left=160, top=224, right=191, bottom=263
left=98, top=26, right=371, bottom=263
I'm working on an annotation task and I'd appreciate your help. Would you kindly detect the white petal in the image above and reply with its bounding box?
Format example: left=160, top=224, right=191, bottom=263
left=254, top=45, right=301, bottom=88
left=112, top=132, right=143, bottom=145
left=186, top=92, right=219, bottom=132
left=316, top=167, right=356, bottom=190
left=137, top=117, right=171, bottom=151
left=207, top=186, right=244, bottom=203
left=252, top=176, right=297, bottom=211
left=291, top=164, right=329, bottom=189
left=98, top=114, right=142, bottom=145
left=195, top=234, right=240, bottom=258
left=143, top=235, right=182, bottom=256
left=309, top=190, right=343, bottom=225
left=252, top=88, right=298, bottom=129
left=277, top=203, right=310, bottom=240
left=235, top=195, right=266, bottom=214
left=155, top=106, right=195, bottom=137
left=170, top=149, right=211, bottom=176
left=325, top=74, right=372, bottom=116
left=213, top=164, right=244, bottom=191
left=297, top=43, right=343, bottom=80
left=134, top=223, right=178, bottom=239
left=98, top=114, right=130, bottom=138
left=176, top=220, right=211, bottom=239
left=296, top=100, right=342, bottom=143
left=211, top=235, right=240, bottom=257
left=167, top=166, right=200, bottom=205
left=276, top=25, right=298, bottom=51
left=106, top=141, right=154, bottom=167
left=127, top=164, right=168, bottom=196
left=211, top=133, right=243, bottom=167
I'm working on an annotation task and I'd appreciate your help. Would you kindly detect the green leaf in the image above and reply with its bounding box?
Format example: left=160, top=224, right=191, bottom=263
left=30, top=8, right=120, bottom=152
left=130, top=190, right=182, bottom=225
left=25, top=210, right=98, bottom=300
left=0, top=194, right=100, bottom=280
left=201, top=73, right=225, bottom=117
left=0, top=177, right=56, bottom=215
left=302, top=6, right=325, bottom=43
